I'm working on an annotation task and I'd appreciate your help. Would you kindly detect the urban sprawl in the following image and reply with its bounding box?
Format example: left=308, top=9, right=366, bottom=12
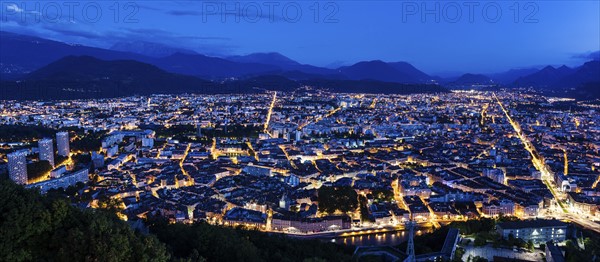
left=1, top=90, right=599, bottom=260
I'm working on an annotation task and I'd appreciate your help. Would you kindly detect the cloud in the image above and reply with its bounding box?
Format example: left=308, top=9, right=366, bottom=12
left=114, top=27, right=237, bottom=55
left=42, top=25, right=103, bottom=39
left=137, top=3, right=161, bottom=11
left=167, top=10, right=201, bottom=16
left=0, top=1, right=239, bottom=56
left=122, top=27, right=172, bottom=36
left=4, top=2, right=40, bottom=14
left=122, top=27, right=230, bottom=41
left=1, top=2, right=42, bottom=26
left=572, top=51, right=600, bottom=61
left=588, top=51, right=600, bottom=60
left=177, top=35, right=231, bottom=41
left=6, top=3, right=23, bottom=13
left=164, top=5, right=284, bottom=22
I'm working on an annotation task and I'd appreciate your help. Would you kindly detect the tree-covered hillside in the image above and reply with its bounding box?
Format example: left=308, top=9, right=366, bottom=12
left=0, top=179, right=169, bottom=262
left=0, top=179, right=354, bottom=261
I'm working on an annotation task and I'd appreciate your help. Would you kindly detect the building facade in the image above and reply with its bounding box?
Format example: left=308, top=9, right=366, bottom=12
left=271, top=215, right=351, bottom=233
left=8, top=151, right=28, bottom=184
left=26, top=169, right=89, bottom=193
left=496, top=220, right=568, bottom=244
left=56, top=132, right=70, bottom=157
left=38, top=138, right=55, bottom=167
left=482, top=199, right=515, bottom=217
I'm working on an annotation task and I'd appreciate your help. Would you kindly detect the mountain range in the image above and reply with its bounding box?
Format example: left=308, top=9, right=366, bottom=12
left=0, top=55, right=446, bottom=100
left=448, top=74, right=494, bottom=87
left=0, top=30, right=598, bottom=100
left=514, top=65, right=575, bottom=88
left=110, top=41, right=199, bottom=58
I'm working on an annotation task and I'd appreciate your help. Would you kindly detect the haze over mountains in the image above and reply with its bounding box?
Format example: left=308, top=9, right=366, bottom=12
left=0, top=31, right=598, bottom=100
left=110, top=41, right=199, bottom=58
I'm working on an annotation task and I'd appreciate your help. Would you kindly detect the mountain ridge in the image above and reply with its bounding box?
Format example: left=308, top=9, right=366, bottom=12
left=1, top=30, right=598, bottom=97
left=0, top=56, right=449, bottom=100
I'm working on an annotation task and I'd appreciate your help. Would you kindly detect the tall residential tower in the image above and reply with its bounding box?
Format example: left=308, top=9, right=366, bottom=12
left=56, top=132, right=70, bottom=157
left=8, top=151, right=28, bottom=184
left=38, top=138, right=55, bottom=167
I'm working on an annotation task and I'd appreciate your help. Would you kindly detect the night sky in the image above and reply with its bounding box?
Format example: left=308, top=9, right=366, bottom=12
left=1, top=1, right=598, bottom=75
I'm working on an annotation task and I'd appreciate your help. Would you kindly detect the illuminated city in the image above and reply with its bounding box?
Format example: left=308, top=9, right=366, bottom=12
left=1, top=1, right=599, bottom=262
left=2, top=89, right=600, bottom=260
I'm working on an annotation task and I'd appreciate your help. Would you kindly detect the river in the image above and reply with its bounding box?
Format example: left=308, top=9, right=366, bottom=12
left=326, top=228, right=434, bottom=246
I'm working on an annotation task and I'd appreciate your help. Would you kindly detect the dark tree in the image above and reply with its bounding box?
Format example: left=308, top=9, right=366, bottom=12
left=317, top=186, right=358, bottom=214
left=0, top=179, right=169, bottom=262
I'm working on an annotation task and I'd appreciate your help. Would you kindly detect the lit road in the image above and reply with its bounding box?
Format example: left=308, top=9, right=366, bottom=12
left=493, top=93, right=600, bottom=234
left=179, top=143, right=192, bottom=186
left=391, top=179, right=409, bottom=210
left=264, top=92, right=277, bottom=133
left=563, top=148, right=568, bottom=175
left=493, top=93, right=566, bottom=212
left=279, top=145, right=298, bottom=169
left=247, top=141, right=259, bottom=161
left=297, top=106, right=342, bottom=130
left=562, top=213, right=600, bottom=234
left=369, top=98, right=377, bottom=109
left=210, top=137, right=217, bottom=159
left=480, top=103, right=489, bottom=125
left=593, top=175, right=600, bottom=189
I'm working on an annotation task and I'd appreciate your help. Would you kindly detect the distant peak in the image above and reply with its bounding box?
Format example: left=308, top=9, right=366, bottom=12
left=365, top=60, right=386, bottom=64
left=227, top=52, right=300, bottom=66
left=461, top=73, right=481, bottom=77
left=349, top=60, right=388, bottom=67
left=541, top=65, right=556, bottom=71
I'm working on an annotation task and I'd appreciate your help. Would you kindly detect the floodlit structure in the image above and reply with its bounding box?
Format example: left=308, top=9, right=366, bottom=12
left=56, top=131, right=70, bottom=157
left=38, top=138, right=55, bottom=167
left=496, top=219, right=568, bottom=244
left=8, top=151, right=28, bottom=185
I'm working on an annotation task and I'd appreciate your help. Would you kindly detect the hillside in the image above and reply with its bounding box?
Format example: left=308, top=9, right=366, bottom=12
left=449, top=73, right=494, bottom=87
left=1, top=56, right=218, bottom=100
left=0, top=31, right=147, bottom=79
left=0, top=179, right=169, bottom=261
left=339, top=60, right=429, bottom=83
left=514, top=65, right=574, bottom=88
left=555, top=60, right=600, bottom=88
left=0, top=179, right=353, bottom=261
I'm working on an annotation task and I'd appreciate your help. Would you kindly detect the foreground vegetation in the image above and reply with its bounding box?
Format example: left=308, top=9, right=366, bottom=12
left=4, top=175, right=599, bottom=262
left=148, top=219, right=353, bottom=262
left=317, top=186, right=358, bottom=214
left=0, top=179, right=169, bottom=262
left=0, top=179, right=353, bottom=261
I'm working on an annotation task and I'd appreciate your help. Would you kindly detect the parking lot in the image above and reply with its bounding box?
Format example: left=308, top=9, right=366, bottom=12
left=462, top=244, right=544, bottom=261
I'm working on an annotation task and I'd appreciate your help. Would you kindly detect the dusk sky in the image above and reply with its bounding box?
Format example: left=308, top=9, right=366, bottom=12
left=1, top=0, right=598, bottom=75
